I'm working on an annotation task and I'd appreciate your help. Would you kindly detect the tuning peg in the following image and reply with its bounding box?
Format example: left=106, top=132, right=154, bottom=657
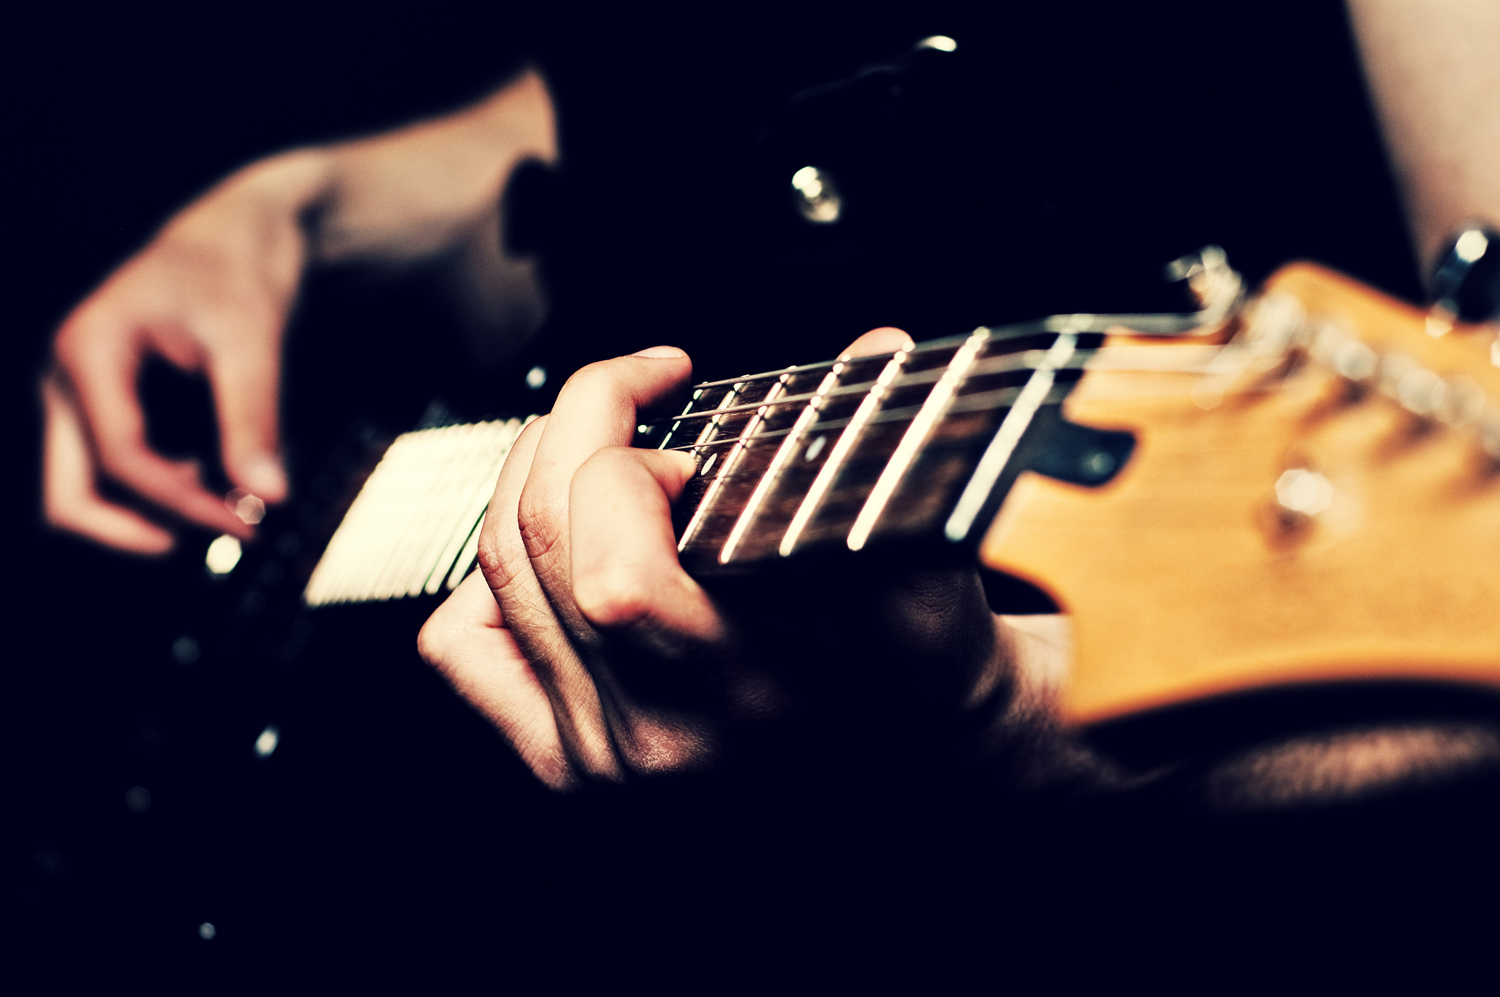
left=1437, top=375, right=1486, bottom=428
left=1331, top=339, right=1379, bottom=384
left=1431, top=225, right=1500, bottom=324
left=1164, top=245, right=1244, bottom=315
left=790, top=166, right=843, bottom=224
left=1242, top=292, right=1305, bottom=356
left=1394, top=365, right=1447, bottom=418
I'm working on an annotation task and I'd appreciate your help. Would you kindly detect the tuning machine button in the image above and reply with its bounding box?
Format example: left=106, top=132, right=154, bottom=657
left=790, top=166, right=843, bottom=224
left=1264, top=465, right=1334, bottom=540
left=1431, top=225, right=1500, bottom=324
left=1395, top=365, right=1447, bottom=418
left=1165, top=245, right=1244, bottom=316
left=1329, top=339, right=1378, bottom=384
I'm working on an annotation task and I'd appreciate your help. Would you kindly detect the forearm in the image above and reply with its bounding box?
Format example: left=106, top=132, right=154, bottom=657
left=313, top=67, right=557, bottom=263
left=189, top=68, right=557, bottom=269
left=1348, top=0, right=1500, bottom=274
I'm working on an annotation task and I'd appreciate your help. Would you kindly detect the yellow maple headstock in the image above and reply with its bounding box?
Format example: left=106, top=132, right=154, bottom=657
left=982, top=263, right=1500, bottom=725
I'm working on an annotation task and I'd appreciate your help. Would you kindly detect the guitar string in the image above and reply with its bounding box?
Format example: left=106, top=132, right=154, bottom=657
left=314, top=324, right=1465, bottom=599
left=683, top=305, right=1223, bottom=394
left=648, top=344, right=1227, bottom=436
left=676, top=342, right=1262, bottom=558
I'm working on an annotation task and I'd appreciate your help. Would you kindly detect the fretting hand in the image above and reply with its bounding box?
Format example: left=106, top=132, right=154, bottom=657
left=417, top=329, right=1059, bottom=789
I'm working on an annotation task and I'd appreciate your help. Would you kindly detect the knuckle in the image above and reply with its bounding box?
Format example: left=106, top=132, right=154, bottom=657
left=555, top=359, right=630, bottom=407
left=415, top=608, right=465, bottom=672
left=578, top=445, right=633, bottom=479
left=476, top=525, right=531, bottom=592
left=475, top=527, right=506, bottom=578
left=42, top=495, right=81, bottom=532
left=414, top=616, right=447, bottom=668
left=614, top=716, right=714, bottom=775
left=94, top=441, right=148, bottom=483
left=515, top=486, right=565, bottom=563
left=517, top=413, right=548, bottom=443
left=573, top=565, right=652, bottom=632
left=562, top=359, right=614, bottom=390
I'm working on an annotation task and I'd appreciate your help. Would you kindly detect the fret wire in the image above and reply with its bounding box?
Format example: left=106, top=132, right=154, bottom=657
left=642, top=386, right=1082, bottom=501
left=666, top=426, right=798, bottom=452
left=658, top=381, right=875, bottom=428
left=688, top=360, right=841, bottom=393
left=666, top=332, right=1225, bottom=558
left=680, top=308, right=1184, bottom=393
left=677, top=380, right=788, bottom=551
left=718, top=362, right=847, bottom=564
left=661, top=383, right=1067, bottom=455
left=779, top=350, right=911, bottom=557
left=685, top=335, right=971, bottom=393
left=659, top=387, right=709, bottom=450
left=944, top=333, right=1080, bottom=543
left=694, top=382, right=744, bottom=447
left=845, top=328, right=993, bottom=552
left=650, top=342, right=1227, bottom=439
left=653, top=359, right=969, bottom=429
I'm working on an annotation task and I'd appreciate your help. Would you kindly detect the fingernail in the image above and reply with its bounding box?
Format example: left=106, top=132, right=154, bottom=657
left=632, top=345, right=686, bottom=359
left=242, top=453, right=288, bottom=501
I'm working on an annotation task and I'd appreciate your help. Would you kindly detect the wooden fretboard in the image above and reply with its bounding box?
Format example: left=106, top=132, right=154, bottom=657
left=640, top=317, right=1208, bottom=573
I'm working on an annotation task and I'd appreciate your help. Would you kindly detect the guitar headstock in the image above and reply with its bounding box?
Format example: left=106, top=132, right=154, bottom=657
left=982, top=263, right=1500, bottom=725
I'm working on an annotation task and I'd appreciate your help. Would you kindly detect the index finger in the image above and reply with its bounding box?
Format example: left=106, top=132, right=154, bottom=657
left=516, top=346, right=693, bottom=640
left=55, top=313, right=251, bottom=538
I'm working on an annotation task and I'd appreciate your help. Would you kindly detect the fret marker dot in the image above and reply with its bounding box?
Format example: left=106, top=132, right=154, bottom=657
left=525, top=366, right=548, bottom=390
left=805, top=435, right=827, bottom=462
left=700, top=452, right=719, bottom=476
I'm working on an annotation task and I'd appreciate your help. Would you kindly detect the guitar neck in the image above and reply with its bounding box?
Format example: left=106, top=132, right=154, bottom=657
left=301, top=248, right=1241, bottom=604
left=641, top=315, right=1221, bottom=573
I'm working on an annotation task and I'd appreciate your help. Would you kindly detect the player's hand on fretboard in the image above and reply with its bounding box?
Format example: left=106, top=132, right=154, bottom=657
left=417, top=330, right=1024, bottom=789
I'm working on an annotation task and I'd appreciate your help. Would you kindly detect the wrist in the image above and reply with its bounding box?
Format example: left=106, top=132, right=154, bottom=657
left=161, top=148, right=332, bottom=262
left=310, top=68, right=557, bottom=264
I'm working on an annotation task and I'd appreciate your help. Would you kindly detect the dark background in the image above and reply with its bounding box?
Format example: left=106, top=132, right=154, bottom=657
left=0, top=0, right=1443, bottom=983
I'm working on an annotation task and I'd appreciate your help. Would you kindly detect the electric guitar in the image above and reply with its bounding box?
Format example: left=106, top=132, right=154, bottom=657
left=293, top=248, right=1500, bottom=740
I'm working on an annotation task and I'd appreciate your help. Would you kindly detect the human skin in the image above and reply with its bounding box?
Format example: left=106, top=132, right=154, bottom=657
left=420, top=5, right=1500, bottom=797
left=43, top=7, right=1500, bottom=800
left=1347, top=0, right=1500, bottom=274
left=417, top=328, right=1050, bottom=790
left=44, top=69, right=556, bottom=553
